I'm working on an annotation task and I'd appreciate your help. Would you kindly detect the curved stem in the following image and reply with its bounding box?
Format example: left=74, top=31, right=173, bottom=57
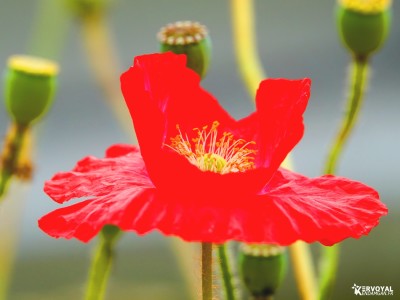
left=0, top=184, right=29, bottom=300
left=202, top=243, right=213, bottom=300
left=231, top=0, right=266, bottom=98
left=217, top=244, right=236, bottom=300
left=318, top=246, right=340, bottom=300
left=324, top=58, right=369, bottom=175
left=79, top=11, right=135, bottom=139
left=319, top=58, right=369, bottom=300
left=0, top=125, right=32, bottom=300
left=85, top=226, right=121, bottom=300
left=289, top=242, right=318, bottom=300
left=0, top=124, right=28, bottom=200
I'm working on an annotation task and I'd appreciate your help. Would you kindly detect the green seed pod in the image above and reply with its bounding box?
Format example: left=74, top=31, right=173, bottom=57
left=337, top=0, right=392, bottom=60
left=4, top=55, right=59, bottom=126
left=239, top=244, right=287, bottom=299
left=158, top=21, right=212, bottom=78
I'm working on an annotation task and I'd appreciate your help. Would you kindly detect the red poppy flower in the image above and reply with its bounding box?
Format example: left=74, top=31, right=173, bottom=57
left=39, top=52, right=387, bottom=245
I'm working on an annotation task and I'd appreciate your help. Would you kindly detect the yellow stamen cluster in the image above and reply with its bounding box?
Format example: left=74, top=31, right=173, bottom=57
left=168, top=121, right=257, bottom=174
left=8, top=55, right=59, bottom=76
left=339, top=0, right=392, bottom=14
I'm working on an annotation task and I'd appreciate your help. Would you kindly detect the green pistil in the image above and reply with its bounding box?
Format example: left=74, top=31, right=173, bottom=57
left=200, top=153, right=227, bottom=173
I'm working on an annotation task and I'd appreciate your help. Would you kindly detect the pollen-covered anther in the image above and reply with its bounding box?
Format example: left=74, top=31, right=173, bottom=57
left=339, top=0, right=392, bottom=14
left=157, top=20, right=209, bottom=45
left=167, top=121, right=257, bottom=174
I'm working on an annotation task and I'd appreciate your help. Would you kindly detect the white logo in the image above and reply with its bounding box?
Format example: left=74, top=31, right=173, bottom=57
left=352, top=283, right=394, bottom=296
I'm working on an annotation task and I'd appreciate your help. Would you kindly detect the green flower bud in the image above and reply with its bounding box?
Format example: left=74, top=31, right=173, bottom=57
left=4, top=55, right=59, bottom=125
left=158, top=21, right=212, bottom=78
left=337, top=0, right=392, bottom=60
left=239, top=244, right=286, bottom=299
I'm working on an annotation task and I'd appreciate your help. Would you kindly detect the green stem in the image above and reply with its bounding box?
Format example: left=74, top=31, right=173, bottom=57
left=217, top=244, right=236, bottom=300
left=0, top=123, right=28, bottom=200
left=324, top=58, right=369, bottom=175
left=85, top=225, right=121, bottom=300
left=318, top=246, right=340, bottom=300
left=202, top=242, right=213, bottom=300
left=319, top=58, right=369, bottom=300
left=28, top=0, right=69, bottom=59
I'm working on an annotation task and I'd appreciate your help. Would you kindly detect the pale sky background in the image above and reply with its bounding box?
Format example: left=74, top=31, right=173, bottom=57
left=0, top=1, right=399, bottom=299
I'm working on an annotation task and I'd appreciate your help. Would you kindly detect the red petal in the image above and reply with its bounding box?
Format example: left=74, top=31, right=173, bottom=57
left=38, top=188, right=156, bottom=242
left=120, top=52, right=268, bottom=198
left=255, top=168, right=388, bottom=245
left=120, top=52, right=235, bottom=184
left=255, top=78, right=311, bottom=169
left=44, top=144, right=153, bottom=204
left=122, top=169, right=385, bottom=245
left=40, top=150, right=386, bottom=245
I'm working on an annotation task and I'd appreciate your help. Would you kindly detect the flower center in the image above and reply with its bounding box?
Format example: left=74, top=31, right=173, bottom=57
left=167, top=121, right=257, bottom=174
left=339, top=0, right=391, bottom=14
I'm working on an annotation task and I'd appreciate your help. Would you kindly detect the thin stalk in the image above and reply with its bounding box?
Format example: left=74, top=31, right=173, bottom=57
left=231, top=1, right=318, bottom=299
left=79, top=11, right=134, bottom=138
left=28, top=0, right=69, bottom=59
left=289, top=242, right=318, bottom=300
left=0, top=124, right=28, bottom=199
left=319, top=58, right=369, bottom=300
left=0, top=124, right=31, bottom=300
left=0, top=184, right=29, bottom=300
left=85, top=226, right=121, bottom=300
left=324, top=58, right=369, bottom=175
left=202, top=243, right=213, bottom=300
left=217, top=244, right=236, bottom=300
left=318, top=246, right=340, bottom=300
left=231, top=0, right=266, bottom=98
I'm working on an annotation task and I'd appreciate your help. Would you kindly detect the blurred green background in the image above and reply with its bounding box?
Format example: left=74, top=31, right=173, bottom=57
left=0, top=0, right=399, bottom=299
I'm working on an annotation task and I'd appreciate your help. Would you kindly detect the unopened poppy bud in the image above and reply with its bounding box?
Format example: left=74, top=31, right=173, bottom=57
left=4, top=55, right=59, bottom=125
left=239, top=244, right=286, bottom=298
left=158, top=21, right=211, bottom=78
left=337, top=0, right=392, bottom=60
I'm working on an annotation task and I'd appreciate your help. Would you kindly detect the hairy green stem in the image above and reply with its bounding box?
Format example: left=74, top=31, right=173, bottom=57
left=202, top=243, right=213, bottom=300
left=217, top=244, right=236, bottom=300
left=85, top=226, right=121, bottom=300
left=0, top=124, right=28, bottom=200
left=324, top=58, right=369, bottom=175
left=319, top=58, right=369, bottom=300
